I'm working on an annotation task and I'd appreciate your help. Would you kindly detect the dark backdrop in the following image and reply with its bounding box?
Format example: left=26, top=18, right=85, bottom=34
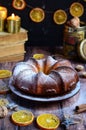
left=0, top=0, right=86, bottom=46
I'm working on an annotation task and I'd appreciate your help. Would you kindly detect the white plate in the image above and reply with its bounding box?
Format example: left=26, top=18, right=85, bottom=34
left=9, top=78, right=80, bottom=102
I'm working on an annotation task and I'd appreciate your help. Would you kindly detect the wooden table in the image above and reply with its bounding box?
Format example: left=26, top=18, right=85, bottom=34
left=0, top=46, right=86, bottom=130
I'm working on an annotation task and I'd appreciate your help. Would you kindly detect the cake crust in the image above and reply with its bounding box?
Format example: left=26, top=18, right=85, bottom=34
left=12, top=56, right=79, bottom=96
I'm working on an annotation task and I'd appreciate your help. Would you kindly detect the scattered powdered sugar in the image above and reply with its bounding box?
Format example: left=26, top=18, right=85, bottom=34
left=13, top=62, right=32, bottom=78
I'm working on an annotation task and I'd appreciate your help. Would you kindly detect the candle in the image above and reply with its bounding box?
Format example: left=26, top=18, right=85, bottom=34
left=0, top=6, right=7, bottom=19
left=0, top=6, right=7, bottom=32
left=0, top=19, right=4, bottom=32
left=7, top=13, right=21, bottom=33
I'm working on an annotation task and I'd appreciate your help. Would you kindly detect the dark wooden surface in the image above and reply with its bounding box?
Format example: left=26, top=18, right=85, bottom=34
left=0, top=46, right=86, bottom=130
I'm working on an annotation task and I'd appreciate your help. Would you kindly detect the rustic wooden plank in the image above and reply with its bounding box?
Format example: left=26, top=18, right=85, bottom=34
left=0, top=28, right=28, bottom=46
left=0, top=53, right=25, bottom=63
left=6, top=92, right=64, bottom=130
left=2, top=116, right=18, bottom=130
left=0, top=46, right=86, bottom=130
left=60, top=60, right=86, bottom=130
left=0, top=62, right=17, bottom=71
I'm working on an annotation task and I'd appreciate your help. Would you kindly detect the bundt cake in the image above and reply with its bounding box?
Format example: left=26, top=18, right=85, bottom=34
left=12, top=56, right=79, bottom=96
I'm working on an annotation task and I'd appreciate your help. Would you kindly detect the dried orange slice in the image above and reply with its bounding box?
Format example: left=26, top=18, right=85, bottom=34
left=36, top=113, right=60, bottom=130
left=12, top=0, right=26, bottom=10
left=0, top=70, right=12, bottom=79
left=70, top=2, right=84, bottom=17
left=11, top=110, right=34, bottom=126
left=53, top=9, right=67, bottom=25
left=29, top=8, right=45, bottom=22
left=33, top=54, right=45, bottom=59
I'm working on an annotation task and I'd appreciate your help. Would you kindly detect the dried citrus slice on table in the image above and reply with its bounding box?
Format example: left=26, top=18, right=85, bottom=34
left=70, top=2, right=84, bottom=17
left=36, top=113, right=60, bottom=130
left=0, top=70, right=12, bottom=79
left=53, top=9, right=67, bottom=25
left=11, top=110, right=34, bottom=126
left=29, top=8, right=45, bottom=22
left=33, top=54, right=45, bottom=59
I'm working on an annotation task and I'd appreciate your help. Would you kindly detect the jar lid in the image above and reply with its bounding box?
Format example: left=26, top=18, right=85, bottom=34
left=77, top=39, right=86, bottom=61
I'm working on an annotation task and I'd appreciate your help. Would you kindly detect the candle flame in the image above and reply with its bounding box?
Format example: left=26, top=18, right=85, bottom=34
left=12, top=13, right=15, bottom=18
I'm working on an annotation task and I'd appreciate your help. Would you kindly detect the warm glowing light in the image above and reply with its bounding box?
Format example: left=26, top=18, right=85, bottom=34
left=7, top=13, right=20, bottom=20
left=7, top=13, right=21, bottom=33
left=0, top=6, right=7, bottom=19
left=12, top=13, right=15, bottom=18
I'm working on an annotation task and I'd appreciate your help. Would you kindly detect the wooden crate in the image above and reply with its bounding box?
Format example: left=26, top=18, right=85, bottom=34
left=0, top=28, right=28, bottom=46
left=0, top=53, right=25, bottom=62
left=0, top=28, right=28, bottom=62
left=0, top=42, right=25, bottom=57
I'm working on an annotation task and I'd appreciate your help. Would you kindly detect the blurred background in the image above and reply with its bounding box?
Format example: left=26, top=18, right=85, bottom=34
left=0, top=0, right=86, bottom=47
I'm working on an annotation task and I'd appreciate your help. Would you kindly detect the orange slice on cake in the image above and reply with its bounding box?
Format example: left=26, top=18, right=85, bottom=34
left=36, top=113, right=60, bottom=130
left=70, top=2, right=84, bottom=17
left=29, top=8, right=45, bottom=22
left=53, top=9, right=67, bottom=25
left=11, top=110, right=34, bottom=126
left=33, top=54, right=45, bottom=59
